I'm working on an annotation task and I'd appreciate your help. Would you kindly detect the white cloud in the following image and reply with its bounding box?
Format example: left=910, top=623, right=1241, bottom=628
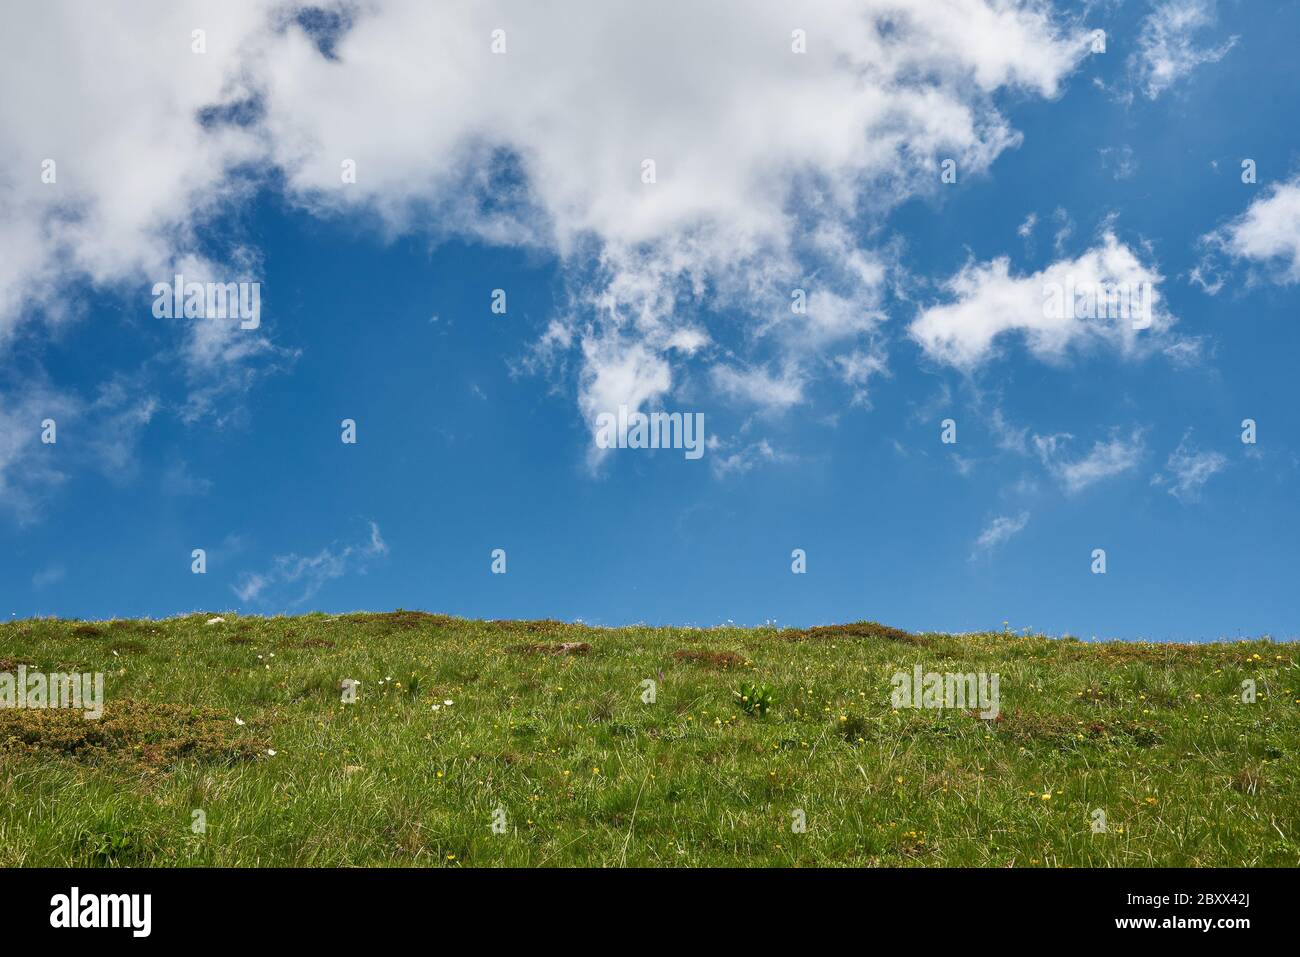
left=577, top=337, right=674, bottom=468
left=711, top=363, right=806, bottom=412
left=989, top=405, right=1030, bottom=454
left=179, top=312, right=300, bottom=427
left=1098, top=144, right=1138, bottom=180
left=710, top=437, right=792, bottom=478
left=1201, top=178, right=1300, bottom=286
left=0, top=374, right=157, bottom=522
left=233, top=521, right=389, bottom=607
left=833, top=347, right=890, bottom=406
left=260, top=2, right=1088, bottom=247
left=1051, top=206, right=1075, bottom=255
left=1130, top=0, right=1237, bottom=100
left=0, top=4, right=283, bottom=418
left=1152, top=432, right=1226, bottom=502
left=0, top=0, right=1096, bottom=465
left=1133, top=0, right=1232, bottom=100
left=232, top=573, right=269, bottom=604
left=909, top=231, right=1173, bottom=369
left=1034, top=428, right=1145, bottom=494
left=0, top=386, right=74, bottom=522
left=971, top=511, right=1030, bottom=558
left=161, top=460, right=213, bottom=496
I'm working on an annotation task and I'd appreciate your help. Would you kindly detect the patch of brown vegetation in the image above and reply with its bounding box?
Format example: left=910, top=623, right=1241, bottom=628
left=509, top=642, right=591, bottom=656
left=0, top=700, right=266, bottom=770
left=1075, top=684, right=1118, bottom=705
left=1232, top=766, right=1264, bottom=794
left=0, top=658, right=29, bottom=673
left=672, top=649, right=747, bottom=669
left=108, top=640, right=147, bottom=655
left=224, top=621, right=261, bottom=644
left=892, top=830, right=932, bottom=858
left=358, top=610, right=457, bottom=631
left=996, top=710, right=1159, bottom=749
left=778, top=620, right=924, bottom=645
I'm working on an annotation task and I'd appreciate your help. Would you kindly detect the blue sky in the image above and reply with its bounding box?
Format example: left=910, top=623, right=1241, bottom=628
left=3, top=0, right=1299, bottom=639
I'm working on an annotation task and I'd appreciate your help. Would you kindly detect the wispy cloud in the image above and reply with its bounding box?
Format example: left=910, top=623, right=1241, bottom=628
left=233, top=522, right=389, bottom=607
left=1034, top=429, right=1146, bottom=494
left=161, top=459, right=213, bottom=497
left=1098, top=144, right=1139, bottom=181
left=971, top=512, right=1030, bottom=560
left=1152, top=432, right=1226, bottom=502
left=32, top=563, right=66, bottom=588
left=0, top=373, right=156, bottom=523
left=1129, top=0, right=1237, bottom=100
left=710, top=364, right=805, bottom=412
left=709, top=437, right=793, bottom=478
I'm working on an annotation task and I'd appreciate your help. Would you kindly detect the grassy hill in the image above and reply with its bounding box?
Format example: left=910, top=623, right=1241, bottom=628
left=1, top=612, right=1296, bottom=867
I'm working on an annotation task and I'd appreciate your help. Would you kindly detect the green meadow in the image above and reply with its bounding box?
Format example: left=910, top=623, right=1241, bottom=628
left=0, top=612, right=1295, bottom=867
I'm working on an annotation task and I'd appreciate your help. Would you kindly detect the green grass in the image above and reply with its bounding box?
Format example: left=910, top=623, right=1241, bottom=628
left=1, top=612, right=1296, bottom=867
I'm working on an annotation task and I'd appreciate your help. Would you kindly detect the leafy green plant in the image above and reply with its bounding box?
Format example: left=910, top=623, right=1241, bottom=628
left=74, top=819, right=150, bottom=867
left=735, top=681, right=774, bottom=717
left=839, top=713, right=873, bottom=743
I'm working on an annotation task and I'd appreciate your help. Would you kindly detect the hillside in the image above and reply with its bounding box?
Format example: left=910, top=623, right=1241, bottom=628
left=1, top=613, right=1295, bottom=866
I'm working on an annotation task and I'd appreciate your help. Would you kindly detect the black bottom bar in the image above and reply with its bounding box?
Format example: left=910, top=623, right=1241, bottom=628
left=3, top=867, right=1282, bottom=942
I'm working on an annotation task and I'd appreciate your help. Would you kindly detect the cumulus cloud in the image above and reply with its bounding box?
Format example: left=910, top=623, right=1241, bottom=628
left=1152, top=432, right=1226, bottom=502
left=0, top=0, right=1097, bottom=467
left=1199, top=178, right=1300, bottom=288
left=909, top=232, right=1174, bottom=369
left=260, top=2, right=1088, bottom=244
left=233, top=521, right=389, bottom=606
left=971, top=511, right=1030, bottom=559
left=0, top=3, right=284, bottom=418
left=1130, top=0, right=1237, bottom=100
